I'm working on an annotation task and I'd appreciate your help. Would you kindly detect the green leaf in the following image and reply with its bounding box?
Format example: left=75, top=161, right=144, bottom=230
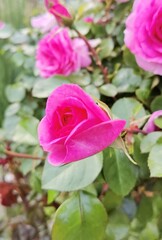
left=5, top=103, right=20, bottom=117
left=154, top=117, right=162, bottom=129
left=111, top=97, right=146, bottom=127
left=99, top=83, right=117, bottom=97
left=42, top=152, right=103, bottom=191
left=148, top=144, right=162, bottom=177
left=112, top=68, right=142, bottom=93
left=84, top=84, right=100, bottom=99
left=32, top=77, right=69, bottom=98
left=133, top=135, right=149, bottom=179
left=52, top=192, right=108, bottom=240
left=0, top=24, right=13, bottom=39
left=69, top=71, right=91, bottom=86
left=123, top=48, right=138, bottom=69
left=136, top=196, right=153, bottom=226
left=140, top=221, right=159, bottom=240
left=140, top=132, right=162, bottom=153
left=99, top=38, right=114, bottom=59
left=151, top=95, right=162, bottom=112
left=5, top=83, right=26, bottom=103
left=106, top=211, right=130, bottom=240
left=12, top=116, right=39, bottom=145
left=74, top=21, right=91, bottom=35
left=103, top=148, right=137, bottom=196
left=110, top=136, right=137, bottom=164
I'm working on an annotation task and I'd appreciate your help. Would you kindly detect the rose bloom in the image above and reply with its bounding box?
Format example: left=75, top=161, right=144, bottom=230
left=44, top=0, right=71, bottom=23
left=143, top=110, right=162, bottom=133
left=36, top=27, right=91, bottom=78
left=31, top=13, right=56, bottom=33
left=124, top=0, right=162, bottom=75
left=38, top=84, right=126, bottom=166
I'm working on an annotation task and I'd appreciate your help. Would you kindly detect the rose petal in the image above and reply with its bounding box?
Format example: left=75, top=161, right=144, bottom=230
left=48, top=120, right=126, bottom=165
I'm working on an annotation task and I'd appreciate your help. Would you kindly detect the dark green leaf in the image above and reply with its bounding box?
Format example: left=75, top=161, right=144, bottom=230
left=103, top=148, right=137, bottom=196
left=151, top=95, right=162, bottom=112
left=52, top=192, right=108, bottom=240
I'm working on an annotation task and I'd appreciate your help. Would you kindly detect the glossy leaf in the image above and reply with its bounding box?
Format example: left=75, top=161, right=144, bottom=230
left=52, top=191, right=108, bottom=240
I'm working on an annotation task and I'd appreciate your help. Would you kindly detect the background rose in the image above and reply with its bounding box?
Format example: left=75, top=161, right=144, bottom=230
left=124, top=0, right=162, bottom=75
left=38, top=84, right=126, bottom=166
left=144, top=110, right=162, bottom=133
left=36, top=27, right=91, bottom=78
left=44, top=0, right=72, bottom=23
left=31, top=13, right=56, bottom=33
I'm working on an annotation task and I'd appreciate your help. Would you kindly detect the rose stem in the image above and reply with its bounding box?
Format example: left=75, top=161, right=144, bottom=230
left=4, top=149, right=46, bottom=161
left=74, top=28, right=109, bottom=83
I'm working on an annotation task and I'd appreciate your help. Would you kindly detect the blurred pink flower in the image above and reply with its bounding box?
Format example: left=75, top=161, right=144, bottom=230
left=0, top=21, right=5, bottom=30
left=143, top=110, right=162, bottom=133
left=31, top=13, right=56, bottom=33
left=36, top=27, right=91, bottom=78
left=84, top=17, right=94, bottom=23
left=44, top=0, right=72, bottom=23
left=38, top=84, right=126, bottom=166
left=124, top=0, right=162, bottom=75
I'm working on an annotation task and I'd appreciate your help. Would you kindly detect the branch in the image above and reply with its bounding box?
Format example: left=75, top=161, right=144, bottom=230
left=4, top=149, right=46, bottom=161
left=74, top=28, right=109, bottom=83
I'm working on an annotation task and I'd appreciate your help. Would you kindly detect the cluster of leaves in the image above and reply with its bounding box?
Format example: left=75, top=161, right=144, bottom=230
left=0, top=0, right=162, bottom=239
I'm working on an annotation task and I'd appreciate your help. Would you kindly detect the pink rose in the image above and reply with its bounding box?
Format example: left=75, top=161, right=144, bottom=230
left=36, top=27, right=91, bottom=78
left=38, top=84, right=126, bottom=166
left=124, top=0, right=162, bottom=75
left=31, top=13, right=56, bottom=33
left=44, top=0, right=72, bottom=23
left=143, top=110, right=162, bottom=133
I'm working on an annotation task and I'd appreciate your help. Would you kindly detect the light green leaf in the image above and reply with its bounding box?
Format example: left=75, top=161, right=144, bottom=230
left=0, top=24, right=13, bottom=39
left=103, top=148, right=137, bottom=196
left=13, top=116, right=39, bottom=145
left=148, top=144, right=162, bottom=177
left=99, top=38, right=114, bottom=59
left=5, top=83, right=26, bottom=103
left=32, top=77, right=69, bottom=98
left=52, top=191, right=108, bottom=240
left=42, top=152, right=103, bottom=191
left=84, top=84, right=100, bottom=99
left=112, top=68, right=142, bottom=93
left=111, top=98, right=146, bottom=127
left=154, top=117, right=162, bottom=129
left=99, top=83, right=117, bottom=97
left=140, top=132, right=162, bottom=153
